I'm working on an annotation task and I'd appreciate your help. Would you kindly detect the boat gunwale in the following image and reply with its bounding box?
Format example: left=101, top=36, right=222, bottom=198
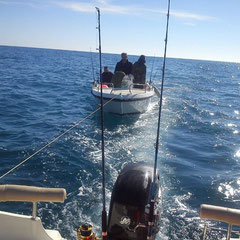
left=91, top=89, right=155, bottom=102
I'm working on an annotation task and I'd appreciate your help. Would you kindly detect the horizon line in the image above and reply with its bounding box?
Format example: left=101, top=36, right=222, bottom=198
left=0, top=44, right=239, bottom=64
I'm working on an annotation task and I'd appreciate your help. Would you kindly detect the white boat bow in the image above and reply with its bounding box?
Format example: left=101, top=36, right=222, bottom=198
left=92, top=83, right=158, bottom=115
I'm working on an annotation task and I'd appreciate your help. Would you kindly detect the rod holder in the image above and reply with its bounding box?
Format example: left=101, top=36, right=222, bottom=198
left=32, top=202, right=37, bottom=219
left=202, top=225, right=207, bottom=240
left=226, top=224, right=232, bottom=240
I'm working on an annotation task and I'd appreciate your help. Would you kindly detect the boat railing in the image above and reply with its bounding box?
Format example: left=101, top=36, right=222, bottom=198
left=0, top=185, right=66, bottom=219
left=94, top=82, right=114, bottom=91
left=93, top=81, right=152, bottom=95
left=199, top=204, right=240, bottom=240
left=128, top=83, right=150, bottom=94
left=110, top=83, right=149, bottom=94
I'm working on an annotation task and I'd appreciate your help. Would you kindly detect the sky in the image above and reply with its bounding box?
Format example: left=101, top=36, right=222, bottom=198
left=0, top=0, right=239, bottom=62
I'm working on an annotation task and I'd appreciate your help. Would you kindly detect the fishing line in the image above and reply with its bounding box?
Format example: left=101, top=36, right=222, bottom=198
left=147, top=0, right=171, bottom=239
left=0, top=95, right=119, bottom=181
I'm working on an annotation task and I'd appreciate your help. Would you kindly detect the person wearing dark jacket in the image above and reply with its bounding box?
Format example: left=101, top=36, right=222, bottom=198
left=102, top=66, right=113, bottom=83
left=132, top=55, right=146, bottom=84
left=114, top=53, right=133, bottom=75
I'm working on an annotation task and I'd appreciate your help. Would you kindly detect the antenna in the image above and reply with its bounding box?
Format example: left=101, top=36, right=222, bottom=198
left=149, top=54, right=156, bottom=84
left=96, top=7, right=108, bottom=240
left=147, top=0, right=171, bottom=239
left=90, top=48, right=96, bottom=82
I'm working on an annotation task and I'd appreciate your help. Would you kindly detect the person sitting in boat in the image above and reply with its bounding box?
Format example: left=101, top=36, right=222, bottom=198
left=114, top=52, right=133, bottom=75
left=101, top=66, right=113, bottom=84
left=132, top=55, right=146, bottom=84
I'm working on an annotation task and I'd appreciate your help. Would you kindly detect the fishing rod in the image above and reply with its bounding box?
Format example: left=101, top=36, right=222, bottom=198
left=96, top=7, right=107, bottom=240
left=90, top=48, right=96, bottom=82
left=149, top=55, right=156, bottom=84
left=147, top=0, right=171, bottom=239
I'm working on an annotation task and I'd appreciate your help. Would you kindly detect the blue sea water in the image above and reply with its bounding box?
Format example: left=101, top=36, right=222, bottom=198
left=0, top=45, right=240, bottom=239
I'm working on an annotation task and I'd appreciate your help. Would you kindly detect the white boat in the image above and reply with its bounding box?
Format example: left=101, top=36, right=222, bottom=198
left=91, top=82, right=159, bottom=115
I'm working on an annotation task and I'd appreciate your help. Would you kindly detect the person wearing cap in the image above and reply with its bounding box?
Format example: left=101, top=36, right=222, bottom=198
left=114, top=53, right=133, bottom=75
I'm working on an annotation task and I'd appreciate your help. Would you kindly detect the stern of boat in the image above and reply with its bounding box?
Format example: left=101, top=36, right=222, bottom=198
left=0, top=185, right=67, bottom=240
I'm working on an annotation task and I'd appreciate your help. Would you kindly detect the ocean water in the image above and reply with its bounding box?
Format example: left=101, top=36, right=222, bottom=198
left=0, top=45, right=240, bottom=239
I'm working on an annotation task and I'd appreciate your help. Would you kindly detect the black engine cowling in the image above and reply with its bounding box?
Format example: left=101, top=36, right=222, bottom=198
left=107, top=162, right=161, bottom=240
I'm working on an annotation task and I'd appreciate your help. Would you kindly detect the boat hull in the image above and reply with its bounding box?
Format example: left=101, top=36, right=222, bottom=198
left=92, top=87, right=155, bottom=115
left=104, top=97, right=152, bottom=115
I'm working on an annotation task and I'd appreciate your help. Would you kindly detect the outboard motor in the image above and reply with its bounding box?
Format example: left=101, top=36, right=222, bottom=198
left=108, top=163, right=161, bottom=240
